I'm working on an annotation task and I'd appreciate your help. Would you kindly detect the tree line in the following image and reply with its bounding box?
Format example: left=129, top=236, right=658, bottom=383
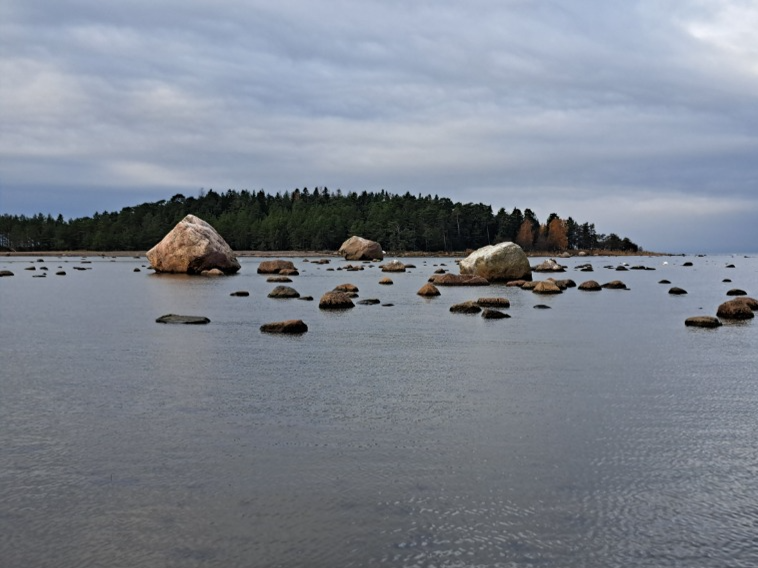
left=0, top=188, right=640, bottom=253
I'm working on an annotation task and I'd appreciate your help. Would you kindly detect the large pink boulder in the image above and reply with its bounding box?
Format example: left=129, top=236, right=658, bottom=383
left=459, top=242, right=532, bottom=282
left=338, top=236, right=384, bottom=261
left=147, top=215, right=240, bottom=274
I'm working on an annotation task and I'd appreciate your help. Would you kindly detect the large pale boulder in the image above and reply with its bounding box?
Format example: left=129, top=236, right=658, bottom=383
left=459, top=242, right=531, bottom=282
left=339, top=236, right=384, bottom=261
left=147, top=215, right=240, bottom=274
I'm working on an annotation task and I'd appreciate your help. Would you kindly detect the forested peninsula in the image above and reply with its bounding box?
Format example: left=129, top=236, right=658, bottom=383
left=1, top=188, right=640, bottom=253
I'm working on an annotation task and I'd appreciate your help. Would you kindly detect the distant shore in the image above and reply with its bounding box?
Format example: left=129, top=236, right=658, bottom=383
left=3, top=249, right=676, bottom=259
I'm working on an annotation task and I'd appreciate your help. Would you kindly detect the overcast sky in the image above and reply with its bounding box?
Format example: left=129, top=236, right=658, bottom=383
left=2, top=1, right=757, bottom=252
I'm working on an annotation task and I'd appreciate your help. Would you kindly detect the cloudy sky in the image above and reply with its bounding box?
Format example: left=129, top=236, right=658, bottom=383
left=2, top=1, right=757, bottom=252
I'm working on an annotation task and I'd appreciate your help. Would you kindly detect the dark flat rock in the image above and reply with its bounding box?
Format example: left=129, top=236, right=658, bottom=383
left=260, top=319, right=308, bottom=334
left=156, top=314, right=211, bottom=324
left=685, top=316, right=722, bottom=328
left=481, top=308, right=510, bottom=319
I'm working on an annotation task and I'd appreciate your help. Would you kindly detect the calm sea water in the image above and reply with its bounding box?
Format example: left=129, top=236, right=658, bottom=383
left=1, top=253, right=757, bottom=568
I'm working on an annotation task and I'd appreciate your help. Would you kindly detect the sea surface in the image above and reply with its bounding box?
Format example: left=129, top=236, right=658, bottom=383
left=1, top=253, right=757, bottom=568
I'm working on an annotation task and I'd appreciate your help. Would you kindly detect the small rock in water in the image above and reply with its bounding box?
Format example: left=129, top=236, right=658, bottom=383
left=319, top=291, right=355, bottom=310
left=533, top=281, right=562, bottom=294
left=481, top=308, right=510, bottom=319
left=684, top=316, right=722, bottom=329
left=357, top=298, right=381, bottom=305
left=533, top=304, right=551, bottom=309
left=260, top=319, right=308, bottom=334
left=476, top=297, right=510, bottom=308
left=156, top=314, right=211, bottom=324
left=602, top=280, right=629, bottom=290
left=668, top=287, right=687, bottom=295
left=578, top=280, right=601, bottom=291
left=268, top=285, right=300, bottom=299
left=716, top=300, right=754, bottom=320
left=417, top=283, right=441, bottom=297
left=726, top=289, right=747, bottom=296
left=230, top=290, right=250, bottom=297
left=450, top=301, right=481, bottom=314
left=0, top=270, right=14, bottom=277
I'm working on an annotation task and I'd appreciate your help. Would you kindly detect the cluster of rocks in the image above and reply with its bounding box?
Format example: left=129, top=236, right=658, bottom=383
left=131, top=222, right=757, bottom=335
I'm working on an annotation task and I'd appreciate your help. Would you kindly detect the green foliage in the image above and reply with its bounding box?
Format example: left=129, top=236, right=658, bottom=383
left=0, top=188, right=640, bottom=252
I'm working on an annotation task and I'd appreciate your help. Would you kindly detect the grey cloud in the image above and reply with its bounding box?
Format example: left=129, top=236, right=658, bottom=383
left=2, top=0, right=757, bottom=252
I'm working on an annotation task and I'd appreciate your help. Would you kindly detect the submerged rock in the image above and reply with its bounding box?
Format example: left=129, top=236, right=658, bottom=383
left=481, top=308, right=510, bottom=319
left=726, top=289, right=747, bottom=296
left=230, top=290, right=250, bottom=297
left=260, top=319, right=308, bottom=334
left=429, top=273, right=489, bottom=286
left=147, top=214, right=240, bottom=275
left=476, top=297, right=510, bottom=308
left=450, top=301, right=482, bottom=314
left=685, top=316, right=722, bottom=328
left=602, top=280, right=629, bottom=290
left=156, top=314, right=211, bottom=324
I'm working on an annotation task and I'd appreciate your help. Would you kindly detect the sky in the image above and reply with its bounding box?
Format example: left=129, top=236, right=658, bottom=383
left=1, top=1, right=757, bottom=253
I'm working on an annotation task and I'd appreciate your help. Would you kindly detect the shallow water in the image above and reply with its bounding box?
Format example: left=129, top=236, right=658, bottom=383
left=1, top=253, right=757, bottom=567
